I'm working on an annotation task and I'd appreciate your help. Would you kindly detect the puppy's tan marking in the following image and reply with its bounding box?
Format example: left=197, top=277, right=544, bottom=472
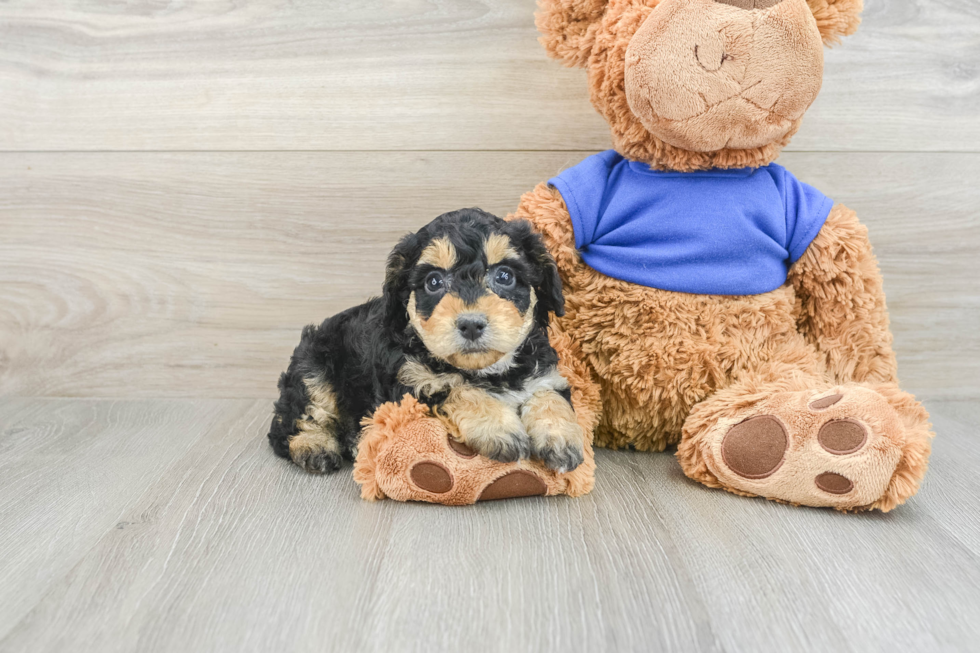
left=408, top=289, right=538, bottom=371
left=408, top=292, right=470, bottom=360
left=521, top=391, right=583, bottom=452
left=470, top=289, right=537, bottom=356
left=438, top=385, right=528, bottom=462
left=397, top=359, right=464, bottom=396
left=289, top=378, right=341, bottom=469
left=497, top=366, right=569, bottom=408
left=289, top=428, right=341, bottom=459
left=485, top=233, right=519, bottom=265
left=418, top=237, right=457, bottom=269
left=302, top=377, right=339, bottom=427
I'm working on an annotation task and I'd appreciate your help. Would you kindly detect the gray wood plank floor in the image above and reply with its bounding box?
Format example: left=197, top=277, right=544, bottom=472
left=1, top=0, right=978, bottom=651
left=0, top=398, right=977, bottom=653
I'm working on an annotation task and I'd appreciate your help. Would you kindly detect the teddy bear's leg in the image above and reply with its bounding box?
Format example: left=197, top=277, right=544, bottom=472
left=788, top=204, right=900, bottom=385
left=355, top=391, right=599, bottom=505
left=677, top=371, right=933, bottom=512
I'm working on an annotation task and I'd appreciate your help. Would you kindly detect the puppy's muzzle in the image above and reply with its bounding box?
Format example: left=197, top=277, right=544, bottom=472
left=456, top=313, right=488, bottom=343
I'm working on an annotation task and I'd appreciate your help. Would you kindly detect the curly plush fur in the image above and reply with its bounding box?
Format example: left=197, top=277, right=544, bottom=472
left=537, top=0, right=863, bottom=171
left=269, top=208, right=585, bottom=477
left=347, top=0, right=929, bottom=511
left=509, top=0, right=931, bottom=512
left=513, top=181, right=932, bottom=511
left=352, top=318, right=602, bottom=505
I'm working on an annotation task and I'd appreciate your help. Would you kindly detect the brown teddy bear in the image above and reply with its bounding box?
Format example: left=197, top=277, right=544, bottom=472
left=355, top=0, right=933, bottom=511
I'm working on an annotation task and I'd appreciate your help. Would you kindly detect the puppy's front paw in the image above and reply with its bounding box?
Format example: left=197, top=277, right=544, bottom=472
left=474, top=430, right=532, bottom=464
left=293, top=448, right=344, bottom=474
left=289, top=432, right=344, bottom=474
left=446, top=393, right=532, bottom=463
left=536, top=439, right=585, bottom=474
left=523, top=405, right=585, bottom=473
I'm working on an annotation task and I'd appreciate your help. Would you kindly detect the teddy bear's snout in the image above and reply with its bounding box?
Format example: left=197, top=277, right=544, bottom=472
left=713, top=0, right=785, bottom=9
left=624, top=0, right=823, bottom=152
left=694, top=39, right=728, bottom=73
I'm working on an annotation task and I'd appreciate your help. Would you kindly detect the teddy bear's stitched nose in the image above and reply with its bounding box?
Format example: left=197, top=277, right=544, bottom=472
left=714, top=0, right=785, bottom=9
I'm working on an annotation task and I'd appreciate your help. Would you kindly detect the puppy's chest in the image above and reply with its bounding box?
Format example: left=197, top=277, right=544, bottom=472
left=488, top=382, right=544, bottom=410
left=398, top=359, right=567, bottom=406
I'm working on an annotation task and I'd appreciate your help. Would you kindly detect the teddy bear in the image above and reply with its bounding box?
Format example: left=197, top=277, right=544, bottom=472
left=354, top=0, right=933, bottom=511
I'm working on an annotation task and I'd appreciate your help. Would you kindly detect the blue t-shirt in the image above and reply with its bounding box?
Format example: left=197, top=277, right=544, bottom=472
left=548, top=151, right=834, bottom=296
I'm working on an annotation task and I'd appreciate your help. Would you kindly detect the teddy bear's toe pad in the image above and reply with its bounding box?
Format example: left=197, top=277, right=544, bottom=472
left=817, top=419, right=867, bottom=455
left=478, top=471, right=548, bottom=501
left=357, top=396, right=595, bottom=504
left=395, top=429, right=563, bottom=504
left=447, top=437, right=478, bottom=458
left=815, top=472, right=854, bottom=494
left=704, top=386, right=905, bottom=509
left=809, top=393, right=843, bottom=410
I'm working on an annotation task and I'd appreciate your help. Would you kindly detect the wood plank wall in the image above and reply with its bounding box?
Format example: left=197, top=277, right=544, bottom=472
left=1, top=0, right=977, bottom=400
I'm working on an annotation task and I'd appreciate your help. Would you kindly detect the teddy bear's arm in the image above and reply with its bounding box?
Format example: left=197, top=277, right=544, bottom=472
left=787, top=204, right=899, bottom=385
left=509, top=182, right=581, bottom=270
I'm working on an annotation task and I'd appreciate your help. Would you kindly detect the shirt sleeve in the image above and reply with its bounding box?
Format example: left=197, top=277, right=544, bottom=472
left=548, top=150, right=621, bottom=249
left=774, top=165, right=835, bottom=263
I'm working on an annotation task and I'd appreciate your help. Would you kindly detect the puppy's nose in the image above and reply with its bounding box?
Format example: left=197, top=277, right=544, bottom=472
left=456, top=315, right=488, bottom=342
left=713, top=0, right=784, bottom=9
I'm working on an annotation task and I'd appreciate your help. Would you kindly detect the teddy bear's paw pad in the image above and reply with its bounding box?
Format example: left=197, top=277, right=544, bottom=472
left=706, top=386, right=906, bottom=509
left=721, top=415, right=787, bottom=479
left=447, top=435, right=477, bottom=458
left=478, top=471, right=547, bottom=501
left=409, top=461, right=454, bottom=494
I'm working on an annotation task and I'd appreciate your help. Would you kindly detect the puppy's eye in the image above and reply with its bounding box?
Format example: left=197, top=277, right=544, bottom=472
left=424, top=271, right=445, bottom=295
left=493, top=266, right=515, bottom=289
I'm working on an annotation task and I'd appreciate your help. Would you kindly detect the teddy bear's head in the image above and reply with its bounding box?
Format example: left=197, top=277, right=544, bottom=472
left=538, top=0, right=863, bottom=171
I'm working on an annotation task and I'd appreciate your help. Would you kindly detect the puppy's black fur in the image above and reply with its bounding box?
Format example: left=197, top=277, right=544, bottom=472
left=268, top=208, right=575, bottom=474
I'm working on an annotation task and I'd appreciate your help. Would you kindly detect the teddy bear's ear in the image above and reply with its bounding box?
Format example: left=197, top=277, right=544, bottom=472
left=807, top=0, right=864, bottom=45
left=536, top=0, right=610, bottom=68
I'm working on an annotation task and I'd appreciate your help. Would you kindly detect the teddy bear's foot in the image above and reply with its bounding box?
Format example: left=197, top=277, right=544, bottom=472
left=678, top=383, right=932, bottom=512
left=354, top=396, right=595, bottom=505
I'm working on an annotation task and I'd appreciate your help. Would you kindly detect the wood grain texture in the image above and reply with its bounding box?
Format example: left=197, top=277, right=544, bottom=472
left=1, top=151, right=975, bottom=399
left=0, top=2, right=976, bottom=651
left=0, top=0, right=978, bottom=152
left=0, top=398, right=977, bottom=652
left=0, top=397, right=256, bottom=641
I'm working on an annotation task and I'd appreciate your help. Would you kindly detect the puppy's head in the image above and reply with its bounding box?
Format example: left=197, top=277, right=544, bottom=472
left=383, top=208, right=564, bottom=371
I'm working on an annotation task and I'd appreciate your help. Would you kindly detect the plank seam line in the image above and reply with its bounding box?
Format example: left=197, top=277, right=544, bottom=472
left=0, top=150, right=978, bottom=155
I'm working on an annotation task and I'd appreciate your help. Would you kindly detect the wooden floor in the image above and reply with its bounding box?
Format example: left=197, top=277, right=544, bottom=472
left=1, top=0, right=979, bottom=651
left=0, top=398, right=977, bottom=652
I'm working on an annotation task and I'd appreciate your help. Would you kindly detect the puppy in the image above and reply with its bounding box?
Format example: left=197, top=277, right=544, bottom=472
left=267, top=208, right=585, bottom=475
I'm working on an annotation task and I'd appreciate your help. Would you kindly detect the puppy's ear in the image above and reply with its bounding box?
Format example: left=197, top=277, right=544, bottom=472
left=507, top=220, right=565, bottom=322
left=383, top=232, right=422, bottom=335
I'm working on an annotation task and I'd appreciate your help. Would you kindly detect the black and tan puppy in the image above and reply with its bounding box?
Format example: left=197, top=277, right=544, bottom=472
left=268, top=208, right=585, bottom=475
